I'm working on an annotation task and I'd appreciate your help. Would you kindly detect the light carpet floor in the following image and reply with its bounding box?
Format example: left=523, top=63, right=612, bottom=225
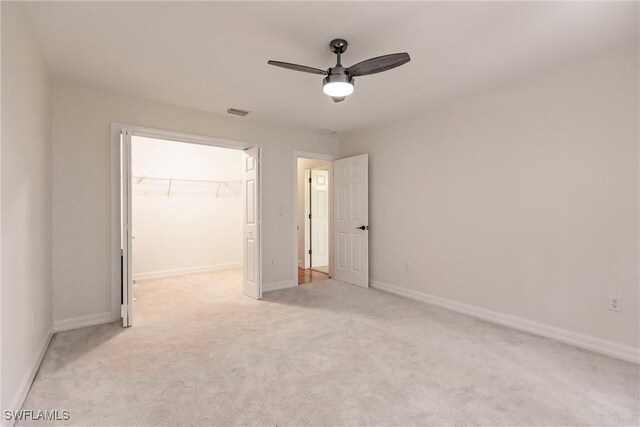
left=20, top=269, right=639, bottom=426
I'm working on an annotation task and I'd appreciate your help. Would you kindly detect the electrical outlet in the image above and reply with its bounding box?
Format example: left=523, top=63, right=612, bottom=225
left=608, top=295, right=621, bottom=312
left=403, top=262, right=410, bottom=272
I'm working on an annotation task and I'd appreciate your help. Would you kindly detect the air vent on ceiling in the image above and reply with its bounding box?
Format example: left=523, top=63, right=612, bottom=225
left=227, top=108, right=250, bottom=117
left=318, top=128, right=337, bottom=135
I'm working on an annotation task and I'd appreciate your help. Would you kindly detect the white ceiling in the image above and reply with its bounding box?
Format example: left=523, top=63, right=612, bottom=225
left=22, top=1, right=639, bottom=134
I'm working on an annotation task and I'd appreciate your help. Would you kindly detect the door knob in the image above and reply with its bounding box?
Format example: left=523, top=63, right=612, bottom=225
left=356, top=225, right=369, bottom=230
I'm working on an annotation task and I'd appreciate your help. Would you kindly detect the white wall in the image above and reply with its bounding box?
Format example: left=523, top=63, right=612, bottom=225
left=1, top=2, right=53, bottom=413
left=51, top=81, right=339, bottom=323
left=297, top=158, right=330, bottom=266
left=341, top=46, right=639, bottom=353
left=131, top=137, right=243, bottom=278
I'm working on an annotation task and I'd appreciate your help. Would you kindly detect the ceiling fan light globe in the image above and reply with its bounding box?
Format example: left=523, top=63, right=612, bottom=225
left=323, top=82, right=354, bottom=97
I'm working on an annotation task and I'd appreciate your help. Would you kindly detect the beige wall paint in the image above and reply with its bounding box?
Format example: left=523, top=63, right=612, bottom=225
left=341, top=45, right=639, bottom=350
left=296, top=158, right=331, bottom=266
left=52, top=82, right=339, bottom=323
left=1, top=2, right=53, bottom=411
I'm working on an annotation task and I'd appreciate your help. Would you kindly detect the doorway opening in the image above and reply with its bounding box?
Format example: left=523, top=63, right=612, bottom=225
left=114, top=126, right=261, bottom=327
left=131, top=136, right=243, bottom=315
left=297, top=157, right=332, bottom=284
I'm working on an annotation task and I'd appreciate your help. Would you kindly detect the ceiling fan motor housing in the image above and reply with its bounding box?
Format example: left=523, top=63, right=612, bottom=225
left=324, top=66, right=354, bottom=86
left=323, top=66, right=354, bottom=99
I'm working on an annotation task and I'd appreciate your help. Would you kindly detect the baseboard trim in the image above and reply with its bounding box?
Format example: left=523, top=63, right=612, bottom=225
left=5, top=328, right=53, bottom=424
left=54, top=311, right=116, bottom=333
left=370, top=280, right=639, bottom=364
left=133, top=263, right=241, bottom=281
left=263, top=280, right=297, bottom=293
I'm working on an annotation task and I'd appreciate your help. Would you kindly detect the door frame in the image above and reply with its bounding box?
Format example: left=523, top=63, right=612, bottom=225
left=292, top=151, right=337, bottom=284
left=110, top=123, right=262, bottom=324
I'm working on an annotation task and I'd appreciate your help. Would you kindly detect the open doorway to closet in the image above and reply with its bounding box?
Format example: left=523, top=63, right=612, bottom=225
left=297, top=157, right=332, bottom=284
left=130, top=136, right=244, bottom=317
left=116, top=127, right=261, bottom=327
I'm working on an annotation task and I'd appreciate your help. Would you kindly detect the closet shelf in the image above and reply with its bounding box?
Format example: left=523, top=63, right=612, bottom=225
left=132, top=176, right=242, bottom=197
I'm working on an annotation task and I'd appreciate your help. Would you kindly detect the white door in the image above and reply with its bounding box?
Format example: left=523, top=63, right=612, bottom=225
left=121, top=130, right=133, bottom=327
left=243, top=147, right=261, bottom=299
left=311, top=169, right=329, bottom=268
left=333, top=154, right=369, bottom=287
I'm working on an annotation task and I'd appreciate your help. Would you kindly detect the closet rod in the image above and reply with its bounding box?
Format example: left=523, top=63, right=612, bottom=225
left=133, top=176, right=241, bottom=185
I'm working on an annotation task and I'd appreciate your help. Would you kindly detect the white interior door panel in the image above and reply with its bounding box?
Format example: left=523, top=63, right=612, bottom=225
left=333, top=154, right=368, bottom=287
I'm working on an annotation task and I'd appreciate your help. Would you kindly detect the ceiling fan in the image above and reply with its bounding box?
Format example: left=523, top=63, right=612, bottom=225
left=268, top=39, right=410, bottom=103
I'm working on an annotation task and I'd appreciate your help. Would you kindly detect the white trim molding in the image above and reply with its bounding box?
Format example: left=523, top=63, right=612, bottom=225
left=5, top=328, right=53, bottom=423
left=370, top=280, right=639, bottom=364
left=263, top=280, right=297, bottom=293
left=133, top=264, right=241, bottom=281
left=54, top=312, right=116, bottom=333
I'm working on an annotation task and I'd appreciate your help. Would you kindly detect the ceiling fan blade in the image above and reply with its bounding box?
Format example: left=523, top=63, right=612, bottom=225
left=347, top=53, right=410, bottom=77
left=332, top=96, right=345, bottom=103
left=267, top=60, right=327, bottom=75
